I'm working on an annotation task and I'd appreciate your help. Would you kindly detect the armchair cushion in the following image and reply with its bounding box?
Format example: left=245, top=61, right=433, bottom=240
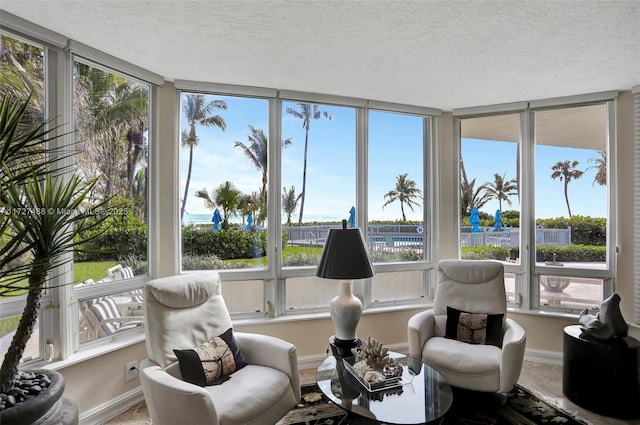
left=173, top=328, right=247, bottom=386
left=445, top=306, right=504, bottom=347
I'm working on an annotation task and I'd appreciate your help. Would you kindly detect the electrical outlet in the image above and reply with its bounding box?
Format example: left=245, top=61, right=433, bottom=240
left=126, top=360, right=139, bottom=382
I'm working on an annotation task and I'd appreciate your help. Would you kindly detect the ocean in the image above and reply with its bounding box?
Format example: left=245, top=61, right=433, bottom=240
left=183, top=213, right=214, bottom=225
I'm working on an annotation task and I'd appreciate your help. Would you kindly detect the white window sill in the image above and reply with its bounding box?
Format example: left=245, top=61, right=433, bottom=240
left=39, top=332, right=146, bottom=371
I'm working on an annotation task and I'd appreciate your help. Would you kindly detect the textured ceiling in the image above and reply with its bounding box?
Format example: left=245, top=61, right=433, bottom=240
left=1, top=0, right=639, bottom=110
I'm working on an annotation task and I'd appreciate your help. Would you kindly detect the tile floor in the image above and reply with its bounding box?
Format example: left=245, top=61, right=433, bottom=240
left=106, top=361, right=640, bottom=425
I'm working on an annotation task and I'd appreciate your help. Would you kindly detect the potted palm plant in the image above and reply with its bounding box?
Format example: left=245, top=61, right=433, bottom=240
left=0, top=92, right=109, bottom=424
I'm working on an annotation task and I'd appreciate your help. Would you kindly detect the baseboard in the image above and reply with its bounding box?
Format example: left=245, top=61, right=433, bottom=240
left=79, top=386, right=144, bottom=425
left=82, top=344, right=561, bottom=424
left=524, top=348, right=563, bottom=366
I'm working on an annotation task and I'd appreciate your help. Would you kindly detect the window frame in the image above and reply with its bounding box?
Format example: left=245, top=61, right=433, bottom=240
left=454, top=93, right=618, bottom=313
left=0, top=18, right=160, bottom=364
left=174, top=85, right=440, bottom=318
left=68, top=52, right=158, bottom=353
left=0, top=27, right=58, bottom=365
left=634, top=85, right=640, bottom=324
left=364, top=107, right=438, bottom=307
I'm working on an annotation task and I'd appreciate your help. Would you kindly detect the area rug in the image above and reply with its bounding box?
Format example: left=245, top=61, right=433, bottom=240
left=276, top=384, right=591, bottom=425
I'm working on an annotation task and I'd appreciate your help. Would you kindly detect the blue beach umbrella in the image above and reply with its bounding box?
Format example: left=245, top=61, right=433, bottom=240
left=494, top=209, right=503, bottom=229
left=348, top=206, right=356, bottom=228
left=469, top=207, right=481, bottom=233
left=212, top=208, right=222, bottom=231
left=246, top=211, right=254, bottom=230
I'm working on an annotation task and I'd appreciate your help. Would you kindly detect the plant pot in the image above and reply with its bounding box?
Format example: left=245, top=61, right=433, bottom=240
left=0, top=369, right=78, bottom=425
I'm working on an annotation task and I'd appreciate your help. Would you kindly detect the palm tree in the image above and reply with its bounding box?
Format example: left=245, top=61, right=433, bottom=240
left=238, top=192, right=259, bottom=228
left=73, top=64, right=149, bottom=204
left=460, top=153, right=474, bottom=213
left=282, top=185, right=302, bottom=225
left=550, top=160, right=584, bottom=218
left=483, top=172, right=518, bottom=211
left=180, top=94, right=227, bottom=221
left=0, top=37, right=45, bottom=125
left=233, top=125, right=292, bottom=223
left=285, top=103, right=331, bottom=225
left=382, top=173, right=423, bottom=221
left=195, top=181, right=241, bottom=230
left=459, top=178, right=492, bottom=217
left=586, top=150, right=607, bottom=186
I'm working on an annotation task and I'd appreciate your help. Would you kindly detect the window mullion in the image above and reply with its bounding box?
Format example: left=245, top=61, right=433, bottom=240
left=355, top=105, right=368, bottom=307
left=268, top=96, right=283, bottom=317
left=632, top=86, right=640, bottom=324
left=521, top=109, right=535, bottom=310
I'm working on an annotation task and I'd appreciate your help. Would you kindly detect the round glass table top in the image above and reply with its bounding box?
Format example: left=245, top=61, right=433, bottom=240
left=316, top=352, right=453, bottom=424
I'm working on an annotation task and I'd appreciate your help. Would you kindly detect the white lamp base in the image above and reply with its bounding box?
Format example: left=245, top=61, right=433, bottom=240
left=330, top=280, right=362, bottom=343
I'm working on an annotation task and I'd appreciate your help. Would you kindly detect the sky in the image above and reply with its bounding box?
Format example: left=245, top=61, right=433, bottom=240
left=179, top=94, right=607, bottom=225
left=462, top=139, right=607, bottom=219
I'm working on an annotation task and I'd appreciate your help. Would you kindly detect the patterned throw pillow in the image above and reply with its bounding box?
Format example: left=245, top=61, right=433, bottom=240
left=173, top=328, right=247, bottom=386
left=445, top=306, right=504, bottom=347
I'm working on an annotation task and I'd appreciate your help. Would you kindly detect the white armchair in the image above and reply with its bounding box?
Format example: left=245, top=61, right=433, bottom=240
left=408, top=259, right=526, bottom=393
left=140, top=272, right=301, bottom=425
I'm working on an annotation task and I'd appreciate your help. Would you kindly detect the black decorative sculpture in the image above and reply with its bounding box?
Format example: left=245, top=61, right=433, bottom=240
left=579, top=293, right=629, bottom=340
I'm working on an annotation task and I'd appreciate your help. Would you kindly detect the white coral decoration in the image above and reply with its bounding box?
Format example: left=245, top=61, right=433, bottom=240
left=353, top=359, right=372, bottom=376
left=364, top=370, right=385, bottom=383
left=352, top=335, right=391, bottom=369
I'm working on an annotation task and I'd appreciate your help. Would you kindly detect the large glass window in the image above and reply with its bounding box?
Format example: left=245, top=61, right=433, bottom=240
left=176, top=95, right=436, bottom=314
left=367, top=110, right=428, bottom=304
left=71, top=59, right=151, bottom=344
left=457, top=99, right=614, bottom=312
left=178, top=93, right=269, bottom=265
left=178, top=93, right=269, bottom=313
left=459, top=113, right=521, bottom=304
left=281, top=101, right=356, bottom=311
left=534, top=104, right=609, bottom=310
left=459, top=114, right=521, bottom=264
left=0, top=33, right=46, bottom=364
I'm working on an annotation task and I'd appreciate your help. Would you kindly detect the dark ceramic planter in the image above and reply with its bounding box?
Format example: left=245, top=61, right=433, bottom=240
left=0, top=369, right=78, bottom=425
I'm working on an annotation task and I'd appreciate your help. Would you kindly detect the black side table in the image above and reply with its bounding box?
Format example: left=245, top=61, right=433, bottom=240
left=563, top=325, right=640, bottom=419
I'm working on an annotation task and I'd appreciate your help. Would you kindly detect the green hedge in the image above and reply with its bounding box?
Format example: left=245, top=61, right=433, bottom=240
left=536, top=216, right=606, bottom=246
left=182, top=229, right=289, bottom=260
left=461, top=246, right=512, bottom=260
left=534, top=244, right=606, bottom=262
left=77, top=213, right=148, bottom=261
left=461, top=244, right=606, bottom=262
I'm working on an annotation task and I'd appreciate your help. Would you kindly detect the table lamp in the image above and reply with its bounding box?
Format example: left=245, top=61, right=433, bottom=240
left=316, top=219, right=375, bottom=357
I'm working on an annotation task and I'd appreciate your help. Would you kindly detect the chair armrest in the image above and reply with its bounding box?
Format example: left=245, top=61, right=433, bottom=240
left=407, top=310, right=435, bottom=360
left=140, top=359, right=220, bottom=425
left=499, top=318, right=527, bottom=392
left=234, top=332, right=301, bottom=400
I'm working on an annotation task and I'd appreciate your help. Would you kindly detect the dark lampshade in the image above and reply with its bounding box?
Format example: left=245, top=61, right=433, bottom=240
left=316, top=220, right=375, bottom=280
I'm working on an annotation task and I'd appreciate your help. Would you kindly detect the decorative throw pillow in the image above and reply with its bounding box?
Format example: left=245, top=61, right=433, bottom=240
left=445, top=306, right=504, bottom=347
left=173, top=328, right=247, bottom=387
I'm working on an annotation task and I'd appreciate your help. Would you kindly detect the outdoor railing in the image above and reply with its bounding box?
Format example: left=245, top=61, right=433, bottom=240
left=283, top=224, right=571, bottom=250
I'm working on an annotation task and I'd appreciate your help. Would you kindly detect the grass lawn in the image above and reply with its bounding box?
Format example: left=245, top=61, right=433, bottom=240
left=0, top=315, right=20, bottom=339
left=73, top=261, right=119, bottom=284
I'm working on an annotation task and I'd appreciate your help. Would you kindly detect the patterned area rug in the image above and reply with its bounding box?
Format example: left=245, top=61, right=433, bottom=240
left=277, top=384, right=591, bottom=425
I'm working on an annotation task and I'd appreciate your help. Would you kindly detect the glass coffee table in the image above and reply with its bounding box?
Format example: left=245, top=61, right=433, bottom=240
left=316, top=352, right=452, bottom=424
